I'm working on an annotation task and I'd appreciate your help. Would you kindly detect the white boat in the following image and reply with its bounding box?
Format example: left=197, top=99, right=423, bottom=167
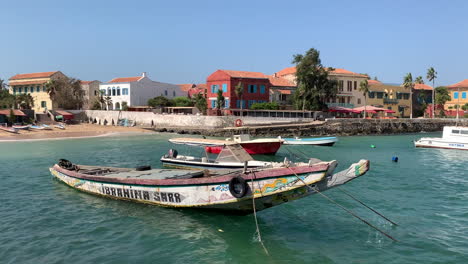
left=30, top=125, right=45, bottom=130
left=41, top=124, right=53, bottom=130
left=161, top=144, right=277, bottom=170
left=415, top=126, right=468, bottom=150
left=281, top=136, right=338, bottom=146
left=54, top=124, right=65, bottom=129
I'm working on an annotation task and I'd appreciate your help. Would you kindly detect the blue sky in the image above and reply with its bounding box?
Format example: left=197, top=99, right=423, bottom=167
left=1, top=0, right=467, bottom=86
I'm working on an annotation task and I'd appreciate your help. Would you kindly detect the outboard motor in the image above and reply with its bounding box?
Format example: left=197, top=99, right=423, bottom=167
left=58, top=159, right=76, bottom=170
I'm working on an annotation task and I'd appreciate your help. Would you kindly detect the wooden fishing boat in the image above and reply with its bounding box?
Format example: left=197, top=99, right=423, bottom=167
left=281, top=136, right=338, bottom=146
left=170, top=135, right=283, bottom=155
left=30, top=125, right=45, bottom=130
left=50, top=158, right=369, bottom=214
left=12, top=124, right=30, bottom=130
left=0, top=126, right=19, bottom=134
left=415, top=126, right=468, bottom=150
left=161, top=144, right=275, bottom=170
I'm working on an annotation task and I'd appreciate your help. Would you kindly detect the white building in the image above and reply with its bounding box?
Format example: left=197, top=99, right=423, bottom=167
left=99, top=72, right=184, bottom=110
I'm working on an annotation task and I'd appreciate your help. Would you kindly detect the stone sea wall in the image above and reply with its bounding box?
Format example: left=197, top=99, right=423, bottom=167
left=69, top=110, right=468, bottom=137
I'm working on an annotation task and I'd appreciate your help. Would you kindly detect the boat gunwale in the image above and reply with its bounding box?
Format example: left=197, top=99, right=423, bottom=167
left=52, top=163, right=330, bottom=187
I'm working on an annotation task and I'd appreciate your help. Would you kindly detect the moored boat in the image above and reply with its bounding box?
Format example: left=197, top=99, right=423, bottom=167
left=54, top=123, right=65, bottom=129
left=415, top=126, right=468, bottom=150
left=0, top=125, right=19, bottom=134
left=30, top=125, right=45, bottom=130
left=282, top=136, right=338, bottom=146
left=50, top=158, right=370, bottom=214
left=41, top=124, right=53, bottom=130
left=12, top=124, right=30, bottom=130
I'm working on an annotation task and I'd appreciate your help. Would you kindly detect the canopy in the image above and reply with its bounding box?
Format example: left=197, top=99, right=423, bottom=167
left=169, top=137, right=236, bottom=147
left=215, top=144, right=253, bottom=163
left=328, top=106, right=360, bottom=113
left=385, top=109, right=396, bottom=113
left=55, top=110, right=74, bottom=120
left=353, top=105, right=388, bottom=112
left=0, top=109, right=26, bottom=116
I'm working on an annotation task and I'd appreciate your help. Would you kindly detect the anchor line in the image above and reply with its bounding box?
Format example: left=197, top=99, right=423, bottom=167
left=285, top=166, right=398, bottom=242
left=250, top=170, right=270, bottom=256
left=337, top=187, right=398, bottom=226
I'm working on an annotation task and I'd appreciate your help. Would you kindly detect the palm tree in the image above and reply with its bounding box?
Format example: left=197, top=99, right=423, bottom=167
left=426, top=67, right=437, bottom=118
left=403, top=73, right=414, bottom=119
left=415, top=76, right=424, bottom=85
left=359, top=79, right=369, bottom=118
left=104, top=96, right=112, bottom=110
left=234, top=81, right=244, bottom=115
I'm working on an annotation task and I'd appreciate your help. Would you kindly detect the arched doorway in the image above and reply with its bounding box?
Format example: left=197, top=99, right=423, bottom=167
left=115, top=102, right=121, bottom=110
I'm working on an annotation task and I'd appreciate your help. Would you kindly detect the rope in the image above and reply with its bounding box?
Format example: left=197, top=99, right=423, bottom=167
left=337, top=187, right=398, bottom=226
left=250, top=171, right=270, bottom=256
left=284, top=166, right=398, bottom=242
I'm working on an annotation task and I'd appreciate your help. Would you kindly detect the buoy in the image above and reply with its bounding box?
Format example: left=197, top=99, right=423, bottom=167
left=370, top=144, right=376, bottom=148
left=392, top=156, right=399, bottom=162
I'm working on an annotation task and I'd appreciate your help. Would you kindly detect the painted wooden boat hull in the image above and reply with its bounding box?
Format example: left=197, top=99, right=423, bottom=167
left=0, top=126, right=19, bottom=133
left=206, top=142, right=282, bottom=155
left=50, top=159, right=369, bottom=214
left=415, top=138, right=468, bottom=150
left=12, top=125, right=30, bottom=130
left=283, top=137, right=338, bottom=146
left=160, top=156, right=272, bottom=170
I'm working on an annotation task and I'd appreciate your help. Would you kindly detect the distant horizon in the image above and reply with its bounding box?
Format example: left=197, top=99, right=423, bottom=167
left=2, top=0, right=467, bottom=87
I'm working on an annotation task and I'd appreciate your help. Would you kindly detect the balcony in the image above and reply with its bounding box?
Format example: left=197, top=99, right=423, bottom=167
left=384, top=98, right=399, bottom=104
left=327, top=102, right=355, bottom=108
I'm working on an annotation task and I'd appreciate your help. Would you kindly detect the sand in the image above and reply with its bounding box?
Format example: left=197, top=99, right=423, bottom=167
left=0, top=124, right=154, bottom=141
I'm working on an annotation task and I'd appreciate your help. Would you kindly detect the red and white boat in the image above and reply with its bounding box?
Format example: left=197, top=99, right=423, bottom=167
left=170, top=135, right=283, bottom=155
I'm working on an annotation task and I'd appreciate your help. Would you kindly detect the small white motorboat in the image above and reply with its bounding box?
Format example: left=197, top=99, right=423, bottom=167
left=12, top=124, right=30, bottom=130
left=54, top=123, right=65, bottom=129
left=415, top=126, right=468, bottom=150
left=41, top=124, right=53, bottom=130
left=30, top=125, right=45, bottom=130
left=281, top=136, right=338, bottom=146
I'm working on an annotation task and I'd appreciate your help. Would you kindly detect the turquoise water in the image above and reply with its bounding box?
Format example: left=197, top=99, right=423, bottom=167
left=1, top=132, right=467, bottom=263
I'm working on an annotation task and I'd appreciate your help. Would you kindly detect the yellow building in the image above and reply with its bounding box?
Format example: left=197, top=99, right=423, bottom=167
left=9, top=71, right=67, bottom=112
left=367, top=80, right=411, bottom=117
left=446, top=79, right=468, bottom=109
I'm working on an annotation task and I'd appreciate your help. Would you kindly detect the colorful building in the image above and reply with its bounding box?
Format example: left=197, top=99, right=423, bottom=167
left=178, top=83, right=207, bottom=98
left=80, top=80, right=101, bottom=109
left=446, top=79, right=468, bottom=110
left=268, top=75, right=296, bottom=108
left=206, top=70, right=270, bottom=110
left=99, top=72, right=183, bottom=110
left=8, top=71, right=68, bottom=112
left=367, top=80, right=411, bottom=117
left=274, top=67, right=368, bottom=108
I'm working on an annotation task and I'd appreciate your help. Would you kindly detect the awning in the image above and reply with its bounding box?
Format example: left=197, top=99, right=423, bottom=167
left=385, top=109, right=396, bottom=113
left=55, top=110, right=74, bottom=120
left=353, top=105, right=388, bottom=112
left=0, top=109, right=27, bottom=116
left=328, top=106, right=360, bottom=113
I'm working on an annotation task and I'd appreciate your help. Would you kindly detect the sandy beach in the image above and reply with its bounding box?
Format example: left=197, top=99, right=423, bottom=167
left=0, top=124, right=153, bottom=141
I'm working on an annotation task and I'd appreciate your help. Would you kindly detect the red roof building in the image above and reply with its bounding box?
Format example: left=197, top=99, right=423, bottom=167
left=445, top=79, right=468, bottom=110
left=206, top=70, right=270, bottom=110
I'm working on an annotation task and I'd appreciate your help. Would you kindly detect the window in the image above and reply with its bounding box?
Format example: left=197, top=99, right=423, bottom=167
left=260, top=85, right=265, bottom=94
left=19, top=87, right=22, bottom=93
left=36, top=86, right=40, bottom=92
left=224, top=99, right=229, bottom=108
left=122, top=88, right=129, bottom=95
left=397, top=93, right=402, bottom=99
left=462, top=92, right=467, bottom=99
left=30, top=87, right=34, bottom=93
left=94, top=90, right=98, bottom=96
left=357, top=98, right=361, bottom=104
left=13, top=88, right=16, bottom=94
left=248, top=85, right=257, bottom=93
left=41, top=101, right=47, bottom=108
left=117, top=88, right=121, bottom=96
left=211, top=100, right=216, bottom=108
left=222, top=84, right=228, bottom=92
left=403, top=93, right=410, bottom=100
left=43, top=86, right=46, bottom=92
left=112, top=87, right=116, bottom=96
left=452, top=130, right=460, bottom=134
left=354, top=81, right=357, bottom=90
left=338, top=80, right=344, bottom=91
left=107, top=88, right=111, bottom=96
left=165, top=90, right=168, bottom=96
left=461, top=130, right=468, bottom=135
left=173, top=91, right=176, bottom=96
left=454, top=92, right=459, bottom=99
left=347, top=81, right=352, bottom=91
left=368, top=92, right=375, bottom=98
left=377, top=92, right=384, bottom=99
left=211, top=84, right=219, bottom=93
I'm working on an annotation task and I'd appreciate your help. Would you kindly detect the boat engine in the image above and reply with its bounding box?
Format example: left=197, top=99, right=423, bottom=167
left=58, top=159, right=77, bottom=171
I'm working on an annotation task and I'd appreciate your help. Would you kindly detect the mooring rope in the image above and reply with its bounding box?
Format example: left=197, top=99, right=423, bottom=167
left=337, top=187, right=398, bottom=226
left=285, top=166, right=398, bottom=242
left=250, top=171, right=270, bottom=256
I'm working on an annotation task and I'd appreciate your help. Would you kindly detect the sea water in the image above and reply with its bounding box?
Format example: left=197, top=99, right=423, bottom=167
left=0, top=132, right=467, bottom=263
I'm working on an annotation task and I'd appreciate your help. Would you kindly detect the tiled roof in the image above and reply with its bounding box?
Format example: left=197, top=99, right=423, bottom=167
left=9, top=80, right=48, bottom=86
left=275, top=67, right=367, bottom=78
left=269, top=76, right=295, bottom=87
left=278, top=89, right=292, bottom=95
left=448, top=79, right=468, bottom=89
left=0, top=109, right=26, bottom=116
left=178, top=84, right=195, bottom=92
left=108, top=77, right=142, bottom=83
left=368, top=80, right=382, bottom=85
left=10, top=71, right=58, bottom=80
left=414, top=83, right=433, bottom=90
left=220, top=70, right=269, bottom=79
left=196, top=83, right=207, bottom=89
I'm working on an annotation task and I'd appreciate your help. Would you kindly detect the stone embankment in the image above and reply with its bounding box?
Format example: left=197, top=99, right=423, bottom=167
left=72, top=110, right=467, bottom=137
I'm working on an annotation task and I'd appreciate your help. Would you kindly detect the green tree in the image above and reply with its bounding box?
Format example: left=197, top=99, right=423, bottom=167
left=234, top=81, right=244, bottom=114
left=435, top=86, right=451, bottom=117
left=403, top=73, right=414, bottom=118
left=192, top=93, right=207, bottom=114
left=15, top=94, right=34, bottom=109
left=359, top=79, right=370, bottom=118
left=104, top=96, right=112, bottom=110
left=292, top=48, right=337, bottom=111
left=121, top=101, right=128, bottom=111
left=45, top=77, right=84, bottom=109
left=147, top=96, right=174, bottom=107
left=250, top=102, right=279, bottom=110
left=426, top=67, right=437, bottom=118
left=0, top=78, right=6, bottom=90
left=216, top=89, right=225, bottom=109
left=173, top=96, right=194, bottom=107
left=90, top=99, right=102, bottom=110
left=7, top=109, right=16, bottom=125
